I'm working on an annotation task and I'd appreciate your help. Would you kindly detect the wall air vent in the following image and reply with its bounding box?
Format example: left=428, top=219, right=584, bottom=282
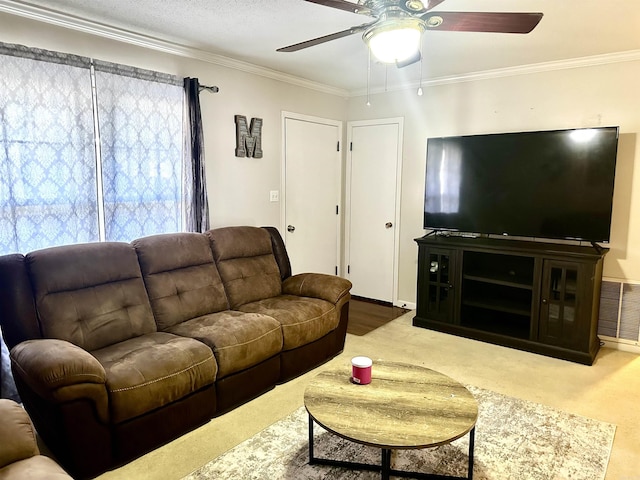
left=598, top=281, right=640, bottom=344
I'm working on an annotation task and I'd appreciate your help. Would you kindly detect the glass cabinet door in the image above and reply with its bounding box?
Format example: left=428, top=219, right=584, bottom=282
left=417, top=248, right=456, bottom=323
left=539, top=260, right=580, bottom=347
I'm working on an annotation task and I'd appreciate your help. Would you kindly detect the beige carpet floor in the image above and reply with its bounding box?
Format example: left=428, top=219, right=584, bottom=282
left=96, top=311, right=640, bottom=480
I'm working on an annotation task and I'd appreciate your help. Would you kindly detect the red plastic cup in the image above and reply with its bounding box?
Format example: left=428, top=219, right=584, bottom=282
left=351, top=356, right=372, bottom=385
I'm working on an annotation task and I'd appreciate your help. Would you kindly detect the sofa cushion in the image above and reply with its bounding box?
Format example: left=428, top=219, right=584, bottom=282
left=238, top=295, right=340, bottom=351
left=0, top=400, right=73, bottom=478
left=91, top=332, right=216, bottom=424
left=0, top=456, right=72, bottom=479
left=0, top=399, right=39, bottom=468
left=132, top=233, right=229, bottom=330
left=165, top=311, right=283, bottom=379
left=26, top=243, right=156, bottom=351
left=207, top=227, right=282, bottom=309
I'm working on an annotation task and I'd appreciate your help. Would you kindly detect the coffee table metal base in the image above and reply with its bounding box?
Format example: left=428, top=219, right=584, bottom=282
left=308, top=413, right=475, bottom=480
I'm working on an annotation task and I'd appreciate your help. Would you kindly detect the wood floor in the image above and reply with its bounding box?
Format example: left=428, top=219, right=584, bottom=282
left=347, top=297, right=410, bottom=336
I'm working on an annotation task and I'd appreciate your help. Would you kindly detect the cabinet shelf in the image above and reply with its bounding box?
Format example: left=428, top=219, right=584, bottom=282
left=463, top=273, right=532, bottom=290
left=460, top=306, right=531, bottom=340
left=462, top=279, right=532, bottom=318
left=462, top=298, right=531, bottom=317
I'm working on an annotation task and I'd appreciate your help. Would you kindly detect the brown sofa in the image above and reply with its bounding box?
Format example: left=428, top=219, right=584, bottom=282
left=0, top=226, right=351, bottom=479
left=0, top=399, right=72, bottom=479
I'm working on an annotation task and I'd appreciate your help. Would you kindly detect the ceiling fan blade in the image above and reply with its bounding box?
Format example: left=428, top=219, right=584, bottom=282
left=303, top=0, right=373, bottom=16
left=422, top=12, right=543, bottom=34
left=277, top=24, right=369, bottom=52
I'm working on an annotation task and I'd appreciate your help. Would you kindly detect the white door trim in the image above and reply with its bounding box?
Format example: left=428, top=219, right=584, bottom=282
left=281, top=111, right=343, bottom=275
left=345, top=117, right=404, bottom=305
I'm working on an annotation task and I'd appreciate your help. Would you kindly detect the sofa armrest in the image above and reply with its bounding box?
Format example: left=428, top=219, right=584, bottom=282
left=0, top=399, right=39, bottom=468
left=282, top=273, right=352, bottom=304
left=11, top=339, right=109, bottom=422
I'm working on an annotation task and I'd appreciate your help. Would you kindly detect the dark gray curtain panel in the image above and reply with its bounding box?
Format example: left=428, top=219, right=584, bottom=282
left=183, top=77, right=210, bottom=233
left=1, top=336, right=19, bottom=400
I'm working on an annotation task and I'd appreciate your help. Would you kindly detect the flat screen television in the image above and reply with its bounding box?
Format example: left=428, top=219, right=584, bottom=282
left=423, top=126, right=619, bottom=243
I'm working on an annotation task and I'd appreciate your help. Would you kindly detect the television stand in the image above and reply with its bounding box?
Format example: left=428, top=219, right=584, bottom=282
left=413, top=235, right=607, bottom=365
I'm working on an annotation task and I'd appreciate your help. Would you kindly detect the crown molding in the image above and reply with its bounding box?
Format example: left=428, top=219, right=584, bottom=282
left=3, top=1, right=639, bottom=100
left=350, top=49, right=640, bottom=97
left=0, top=0, right=350, bottom=98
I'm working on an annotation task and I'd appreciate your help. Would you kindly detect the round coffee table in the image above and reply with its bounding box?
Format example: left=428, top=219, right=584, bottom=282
left=304, top=361, right=478, bottom=480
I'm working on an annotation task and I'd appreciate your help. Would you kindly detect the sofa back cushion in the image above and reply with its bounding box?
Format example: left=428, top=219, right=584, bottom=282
left=0, top=254, right=40, bottom=349
left=26, top=242, right=156, bottom=351
left=207, top=226, right=282, bottom=309
left=262, top=226, right=292, bottom=281
left=132, top=233, right=229, bottom=330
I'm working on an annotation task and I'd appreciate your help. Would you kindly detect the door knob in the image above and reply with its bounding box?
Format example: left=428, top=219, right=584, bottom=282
left=287, top=225, right=295, bottom=232
left=385, top=222, right=393, bottom=229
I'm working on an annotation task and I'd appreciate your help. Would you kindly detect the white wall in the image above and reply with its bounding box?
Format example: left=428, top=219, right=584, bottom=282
left=347, top=60, right=640, bottom=304
left=0, top=12, right=348, bottom=230
left=3, top=12, right=640, bottom=307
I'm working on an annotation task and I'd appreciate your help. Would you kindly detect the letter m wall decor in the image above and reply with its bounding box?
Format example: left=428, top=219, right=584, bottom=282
left=235, top=115, right=263, bottom=158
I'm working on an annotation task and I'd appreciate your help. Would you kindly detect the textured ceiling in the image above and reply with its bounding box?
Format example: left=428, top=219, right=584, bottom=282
left=3, top=0, right=640, bottom=94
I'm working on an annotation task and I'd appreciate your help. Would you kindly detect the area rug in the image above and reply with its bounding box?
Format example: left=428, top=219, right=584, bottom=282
left=183, top=386, right=616, bottom=480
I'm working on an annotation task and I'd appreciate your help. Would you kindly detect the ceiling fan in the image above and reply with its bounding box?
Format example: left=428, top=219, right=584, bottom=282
left=277, top=0, right=543, bottom=67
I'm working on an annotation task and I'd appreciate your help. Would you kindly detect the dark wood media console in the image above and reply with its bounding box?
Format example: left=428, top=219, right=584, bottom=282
left=413, top=235, right=608, bottom=365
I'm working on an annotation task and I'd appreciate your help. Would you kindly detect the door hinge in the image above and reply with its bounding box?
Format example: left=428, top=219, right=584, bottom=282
left=350, top=142, right=353, bottom=151
left=337, top=141, right=340, bottom=152
left=336, top=205, right=339, bottom=215
left=348, top=265, right=350, bottom=274
left=335, top=266, right=338, bottom=275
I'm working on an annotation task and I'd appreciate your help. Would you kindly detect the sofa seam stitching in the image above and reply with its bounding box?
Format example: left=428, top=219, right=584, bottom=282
left=281, top=306, right=335, bottom=328
left=109, top=354, right=214, bottom=393
left=213, top=325, right=282, bottom=351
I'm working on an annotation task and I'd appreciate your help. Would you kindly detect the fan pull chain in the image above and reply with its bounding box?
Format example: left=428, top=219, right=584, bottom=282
left=417, top=43, right=424, bottom=96
left=366, top=48, right=371, bottom=106
left=385, top=65, right=388, bottom=92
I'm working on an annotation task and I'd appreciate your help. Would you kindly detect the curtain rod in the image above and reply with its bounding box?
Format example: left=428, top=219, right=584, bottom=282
left=199, top=84, right=219, bottom=93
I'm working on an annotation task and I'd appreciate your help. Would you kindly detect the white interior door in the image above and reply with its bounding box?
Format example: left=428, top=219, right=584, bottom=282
left=283, top=113, right=341, bottom=275
left=346, top=119, right=403, bottom=303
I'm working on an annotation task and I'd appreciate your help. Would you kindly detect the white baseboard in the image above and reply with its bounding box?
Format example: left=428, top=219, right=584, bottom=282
left=394, top=300, right=416, bottom=310
left=601, top=338, right=640, bottom=355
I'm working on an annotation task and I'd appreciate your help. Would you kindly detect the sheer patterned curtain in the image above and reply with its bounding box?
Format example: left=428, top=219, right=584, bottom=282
left=0, top=47, right=189, bottom=251
left=94, top=61, right=184, bottom=241
left=0, top=44, right=210, bottom=398
left=0, top=45, right=99, bottom=253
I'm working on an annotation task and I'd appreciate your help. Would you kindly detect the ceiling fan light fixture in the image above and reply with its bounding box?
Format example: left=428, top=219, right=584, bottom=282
left=363, top=17, right=425, bottom=64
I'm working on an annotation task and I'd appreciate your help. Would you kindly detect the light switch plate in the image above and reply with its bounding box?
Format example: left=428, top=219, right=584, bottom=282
left=270, top=190, right=279, bottom=202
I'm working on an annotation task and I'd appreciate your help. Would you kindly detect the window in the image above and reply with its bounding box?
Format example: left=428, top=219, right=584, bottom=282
left=94, top=63, right=184, bottom=241
left=0, top=49, right=98, bottom=251
left=0, top=44, right=185, bottom=254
